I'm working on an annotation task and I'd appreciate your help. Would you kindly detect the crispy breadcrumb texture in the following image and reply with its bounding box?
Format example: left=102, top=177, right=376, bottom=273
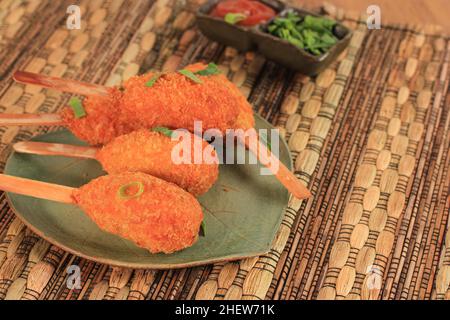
left=73, top=172, right=203, bottom=254
left=61, top=63, right=255, bottom=145
left=60, top=88, right=132, bottom=145
left=121, top=63, right=251, bottom=132
left=96, top=129, right=219, bottom=195
left=187, top=63, right=254, bottom=129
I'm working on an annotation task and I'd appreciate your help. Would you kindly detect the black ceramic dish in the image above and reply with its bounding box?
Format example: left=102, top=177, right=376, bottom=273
left=196, top=0, right=285, bottom=52
left=196, top=1, right=352, bottom=75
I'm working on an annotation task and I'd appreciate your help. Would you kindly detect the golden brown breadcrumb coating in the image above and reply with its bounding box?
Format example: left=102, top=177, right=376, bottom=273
left=60, top=88, right=134, bottom=146
left=96, top=129, right=218, bottom=195
left=61, top=63, right=255, bottom=145
left=73, top=172, right=203, bottom=254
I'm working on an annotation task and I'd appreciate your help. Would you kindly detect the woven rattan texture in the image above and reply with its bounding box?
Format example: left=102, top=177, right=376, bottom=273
left=0, top=0, right=448, bottom=300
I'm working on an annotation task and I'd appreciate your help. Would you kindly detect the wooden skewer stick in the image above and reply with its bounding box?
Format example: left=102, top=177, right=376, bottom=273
left=13, top=141, right=97, bottom=159
left=14, top=137, right=311, bottom=199
left=13, top=71, right=110, bottom=96
left=0, top=174, right=75, bottom=204
left=239, top=133, right=311, bottom=200
left=0, top=114, right=64, bottom=126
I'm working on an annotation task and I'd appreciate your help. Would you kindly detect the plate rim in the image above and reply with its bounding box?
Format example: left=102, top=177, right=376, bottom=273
left=6, top=197, right=272, bottom=269
left=4, top=114, right=293, bottom=269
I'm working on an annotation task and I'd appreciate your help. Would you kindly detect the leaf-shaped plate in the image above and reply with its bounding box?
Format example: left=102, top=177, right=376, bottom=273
left=4, top=114, right=292, bottom=269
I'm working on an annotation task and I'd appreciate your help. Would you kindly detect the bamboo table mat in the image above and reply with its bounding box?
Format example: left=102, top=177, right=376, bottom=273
left=0, top=0, right=449, bottom=300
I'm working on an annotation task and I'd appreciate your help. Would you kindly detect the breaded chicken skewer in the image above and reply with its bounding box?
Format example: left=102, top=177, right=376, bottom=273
left=14, top=63, right=252, bottom=145
left=2, top=64, right=311, bottom=199
left=0, top=172, right=203, bottom=254
left=13, top=129, right=219, bottom=196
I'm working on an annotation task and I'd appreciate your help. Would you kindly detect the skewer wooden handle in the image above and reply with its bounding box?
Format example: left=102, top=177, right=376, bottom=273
left=0, top=174, right=75, bottom=204
left=13, top=71, right=110, bottom=96
left=0, top=114, right=63, bottom=126
left=14, top=141, right=98, bottom=159
left=240, top=135, right=312, bottom=200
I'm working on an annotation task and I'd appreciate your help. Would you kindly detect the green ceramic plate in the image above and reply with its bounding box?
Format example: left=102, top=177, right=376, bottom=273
left=4, top=114, right=292, bottom=269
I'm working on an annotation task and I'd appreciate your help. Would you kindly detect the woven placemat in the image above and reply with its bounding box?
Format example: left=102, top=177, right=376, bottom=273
left=0, top=0, right=448, bottom=300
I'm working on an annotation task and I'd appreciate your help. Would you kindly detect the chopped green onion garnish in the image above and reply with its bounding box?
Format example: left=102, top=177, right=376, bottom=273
left=199, top=221, right=206, bottom=237
left=259, top=132, right=272, bottom=152
left=117, top=181, right=145, bottom=200
left=152, top=126, right=173, bottom=138
left=145, top=72, right=162, bottom=87
left=194, top=63, right=220, bottom=76
left=68, top=97, right=86, bottom=119
left=224, top=13, right=247, bottom=25
left=178, top=69, right=202, bottom=84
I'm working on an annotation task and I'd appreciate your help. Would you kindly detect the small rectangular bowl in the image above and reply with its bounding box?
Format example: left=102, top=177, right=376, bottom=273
left=195, top=2, right=352, bottom=76
left=254, top=7, right=352, bottom=75
left=196, top=0, right=285, bottom=52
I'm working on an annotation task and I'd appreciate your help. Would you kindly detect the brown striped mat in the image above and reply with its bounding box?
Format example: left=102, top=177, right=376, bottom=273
left=0, top=0, right=449, bottom=300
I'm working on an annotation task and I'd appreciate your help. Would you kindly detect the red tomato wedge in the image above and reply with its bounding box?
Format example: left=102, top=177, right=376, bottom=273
left=211, top=0, right=276, bottom=26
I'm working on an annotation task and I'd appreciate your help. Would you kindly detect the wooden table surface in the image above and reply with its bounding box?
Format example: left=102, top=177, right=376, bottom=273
left=298, top=0, right=450, bottom=33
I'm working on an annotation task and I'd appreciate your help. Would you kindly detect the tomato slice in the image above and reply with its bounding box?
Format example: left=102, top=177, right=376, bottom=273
left=211, top=0, right=276, bottom=26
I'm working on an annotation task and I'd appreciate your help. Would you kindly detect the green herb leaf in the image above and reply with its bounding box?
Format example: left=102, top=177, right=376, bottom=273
left=286, top=36, right=303, bottom=49
left=303, top=15, right=335, bottom=33
left=267, top=13, right=338, bottom=56
left=259, top=131, right=272, bottom=152
left=194, top=63, right=220, bottom=76
left=152, top=126, right=174, bottom=138
left=268, top=24, right=278, bottom=33
left=287, top=11, right=301, bottom=23
left=68, top=97, right=86, bottom=119
left=145, top=72, right=162, bottom=87
left=117, top=181, right=145, bottom=200
left=178, top=69, right=203, bottom=84
left=224, top=12, right=247, bottom=25
left=320, top=33, right=337, bottom=46
left=199, top=221, right=206, bottom=237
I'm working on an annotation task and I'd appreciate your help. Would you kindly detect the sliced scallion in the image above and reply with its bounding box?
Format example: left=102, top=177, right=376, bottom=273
left=259, top=131, right=272, bottom=152
left=152, top=126, right=173, bottom=138
left=199, top=221, right=206, bottom=237
left=145, top=72, right=163, bottom=87
left=178, top=69, right=202, bottom=84
left=117, top=181, right=145, bottom=200
left=194, top=63, right=220, bottom=76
